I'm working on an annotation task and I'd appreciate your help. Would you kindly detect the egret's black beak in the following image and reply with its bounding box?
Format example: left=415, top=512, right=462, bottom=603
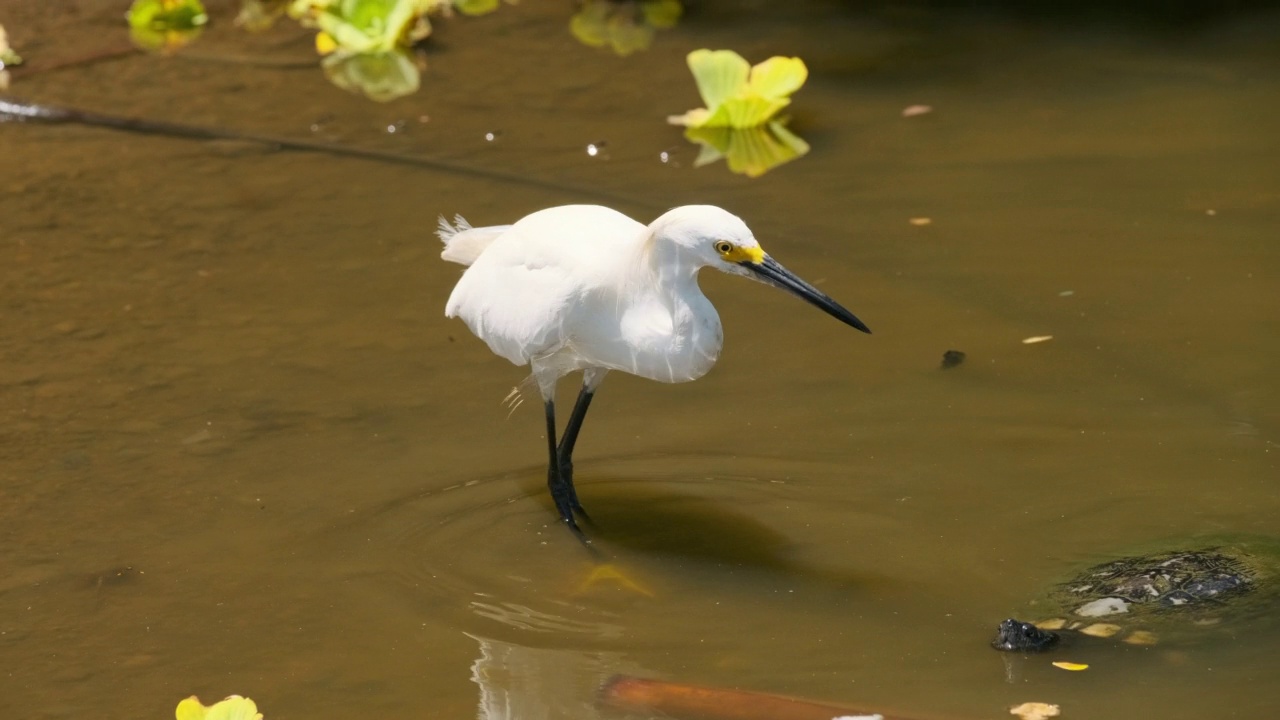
left=741, top=255, right=871, bottom=333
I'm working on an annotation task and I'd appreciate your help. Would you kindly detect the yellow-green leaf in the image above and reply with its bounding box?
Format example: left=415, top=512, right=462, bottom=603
left=176, top=697, right=209, bottom=720
left=746, top=56, right=807, bottom=101
left=288, top=0, right=438, bottom=54
left=176, top=696, right=262, bottom=720
left=0, top=23, right=22, bottom=68
left=687, top=49, right=750, bottom=113
left=569, top=0, right=675, bottom=56
left=671, top=49, right=808, bottom=129
left=641, top=0, right=683, bottom=29
left=322, top=48, right=421, bottom=102
left=719, top=95, right=790, bottom=129
left=684, top=121, right=809, bottom=178
left=127, top=0, right=209, bottom=31
left=453, top=0, right=500, bottom=15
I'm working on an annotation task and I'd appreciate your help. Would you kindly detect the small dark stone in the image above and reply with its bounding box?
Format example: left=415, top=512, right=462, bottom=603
left=940, top=350, right=966, bottom=369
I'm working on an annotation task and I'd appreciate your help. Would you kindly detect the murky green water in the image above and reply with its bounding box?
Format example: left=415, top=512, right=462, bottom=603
left=2, top=2, right=1278, bottom=719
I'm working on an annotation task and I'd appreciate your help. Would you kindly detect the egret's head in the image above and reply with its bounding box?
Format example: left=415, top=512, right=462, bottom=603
left=650, top=205, right=872, bottom=334
left=650, top=205, right=763, bottom=271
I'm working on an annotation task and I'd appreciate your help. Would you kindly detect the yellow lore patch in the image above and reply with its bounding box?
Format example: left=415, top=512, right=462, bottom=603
left=721, top=244, right=764, bottom=264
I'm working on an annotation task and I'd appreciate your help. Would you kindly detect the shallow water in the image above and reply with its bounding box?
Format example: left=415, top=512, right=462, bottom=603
left=1, top=2, right=1278, bottom=719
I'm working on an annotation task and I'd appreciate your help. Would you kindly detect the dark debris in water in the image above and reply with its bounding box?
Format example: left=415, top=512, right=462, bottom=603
left=940, top=349, right=966, bottom=369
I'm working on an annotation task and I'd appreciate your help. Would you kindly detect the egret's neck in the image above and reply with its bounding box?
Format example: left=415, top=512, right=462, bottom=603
left=643, top=236, right=706, bottom=300
left=626, top=235, right=722, bottom=382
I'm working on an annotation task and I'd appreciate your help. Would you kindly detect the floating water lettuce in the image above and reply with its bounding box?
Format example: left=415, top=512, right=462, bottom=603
left=0, top=23, right=20, bottom=68
left=570, top=0, right=682, bottom=56
left=0, top=23, right=19, bottom=91
left=668, top=49, right=808, bottom=129
left=289, top=0, right=442, bottom=101
left=668, top=49, right=811, bottom=176
left=452, top=0, right=503, bottom=15
left=236, top=0, right=289, bottom=32
left=683, top=122, right=810, bottom=178
left=288, top=0, right=440, bottom=55
left=126, top=0, right=209, bottom=52
left=175, top=695, right=262, bottom=720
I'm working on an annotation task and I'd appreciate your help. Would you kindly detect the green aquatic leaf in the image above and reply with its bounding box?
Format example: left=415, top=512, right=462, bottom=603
left=569, top=0, right=682, bottom=57
left=746, top=55, right=807, bottom=101
left=687, top=49, right=749, bottom=114
left=683, top=121, right=810, bottom=178
left=127, top=0, right=209, bottom=30
left=289, top=0, right=439, bottom=54
left=126, top=0, right=209, bottom=51
left=669, top=49, right=808, bottom=129
left=0, top=23, right=22, bottom=68
left=236, top=0, right=289, bottom=32
left=322, top=47, right=420, bottom=101
left=452, top=0, right=501, bottom=16
left=640, top=0, right=682, bottom=29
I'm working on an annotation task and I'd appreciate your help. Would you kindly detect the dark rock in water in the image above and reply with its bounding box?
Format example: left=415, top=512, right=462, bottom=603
left=940, top=349, right=966, bottom=369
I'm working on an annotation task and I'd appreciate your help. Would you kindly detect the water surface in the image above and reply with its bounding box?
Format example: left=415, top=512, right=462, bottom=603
left=1, top=2, right=1277, bottom=718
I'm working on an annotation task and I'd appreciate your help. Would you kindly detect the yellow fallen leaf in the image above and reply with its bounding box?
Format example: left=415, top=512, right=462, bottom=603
left=908, top=217, right=932, bottom=226
left=176, top=695, right=262, bottom=720
left=1052, top=661, right=1089, bottom=671
left=1022, top=335, right=1054, bottom=344
left=1122, top=630, right=1158, bottom=646
left=1080, top=622, right=1122, bottom=638
left=1010, top=702, right=1060, bottom=720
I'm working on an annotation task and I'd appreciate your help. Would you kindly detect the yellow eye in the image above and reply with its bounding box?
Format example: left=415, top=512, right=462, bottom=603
left=714, top=241, right=733, bottom=255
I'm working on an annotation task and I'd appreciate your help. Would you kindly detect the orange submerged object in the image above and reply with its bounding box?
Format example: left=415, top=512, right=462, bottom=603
left=599, top=675, right=952, bottom=720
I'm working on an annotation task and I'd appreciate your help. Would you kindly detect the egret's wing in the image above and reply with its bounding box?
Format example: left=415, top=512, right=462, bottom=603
left=444, top=205, right=648, bottom=367
left=445, top=227, right=579, bottom=365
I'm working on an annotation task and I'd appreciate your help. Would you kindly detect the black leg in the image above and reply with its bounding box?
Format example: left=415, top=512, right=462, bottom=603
left=557, top=386, right=595, bottom=517
left=545, top=400, right=587, bottom=541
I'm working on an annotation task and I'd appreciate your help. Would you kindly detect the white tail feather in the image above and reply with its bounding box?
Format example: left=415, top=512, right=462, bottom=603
left=438, top=213, right=510, bottom=266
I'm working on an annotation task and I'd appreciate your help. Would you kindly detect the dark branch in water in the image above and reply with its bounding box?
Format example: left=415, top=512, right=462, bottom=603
left=7, top=45, right=140, bottom=78
left=0, top=96, right=648, bottom=209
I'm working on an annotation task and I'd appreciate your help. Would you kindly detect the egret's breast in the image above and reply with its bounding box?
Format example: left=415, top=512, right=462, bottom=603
left=609, top=296, right=722, bottom=383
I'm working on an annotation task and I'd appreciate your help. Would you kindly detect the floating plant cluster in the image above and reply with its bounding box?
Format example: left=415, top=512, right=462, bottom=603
left=8, top=1, right=813, bottom=175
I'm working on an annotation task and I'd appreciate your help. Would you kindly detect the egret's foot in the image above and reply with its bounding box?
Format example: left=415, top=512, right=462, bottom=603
left=548, top=471, right=590, bottom=544
left=557, top=456, right=592, bottom=521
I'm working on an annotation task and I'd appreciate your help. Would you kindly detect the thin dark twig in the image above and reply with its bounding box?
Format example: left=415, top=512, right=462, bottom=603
left=8, top=45, right=141, bottom=78
left=0, top=96, right=650, bottom=209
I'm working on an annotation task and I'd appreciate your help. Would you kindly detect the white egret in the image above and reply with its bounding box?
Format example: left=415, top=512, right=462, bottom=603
left=439, top=205, right=869, bottom=539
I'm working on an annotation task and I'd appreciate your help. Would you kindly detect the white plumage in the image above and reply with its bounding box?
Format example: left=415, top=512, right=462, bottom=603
left=439, top=204, right=869, bottom=539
